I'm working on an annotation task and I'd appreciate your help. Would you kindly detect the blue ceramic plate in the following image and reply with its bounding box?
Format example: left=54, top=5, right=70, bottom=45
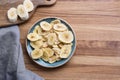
left=26, top=17, right=76, bottom=68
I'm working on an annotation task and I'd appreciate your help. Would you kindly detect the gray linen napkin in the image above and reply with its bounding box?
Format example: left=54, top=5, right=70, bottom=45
left=0, top=25, right=44, bottom=80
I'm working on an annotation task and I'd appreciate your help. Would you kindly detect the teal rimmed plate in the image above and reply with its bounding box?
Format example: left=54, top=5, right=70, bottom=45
left=26, top=17, right=76, bottom=68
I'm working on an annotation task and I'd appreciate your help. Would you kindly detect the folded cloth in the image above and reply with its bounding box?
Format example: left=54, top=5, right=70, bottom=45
left=0, top=25, right=44, bottom=80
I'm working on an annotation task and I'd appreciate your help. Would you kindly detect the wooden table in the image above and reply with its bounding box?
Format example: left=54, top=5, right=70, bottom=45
left=19, top=0, right=120, bottom=80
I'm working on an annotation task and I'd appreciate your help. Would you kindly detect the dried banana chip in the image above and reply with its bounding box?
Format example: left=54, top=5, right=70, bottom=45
left=30, top=40, right=43, bottom=49
left=47, top=33, right=57, bottom=46
left=53, top=23, right=67, bottom=31
left=42, top=42, right=48, bottom=48
left=52, top=47, right=61, bottom=54
left=41, top=55, right=49, bottom=62
left=50, top=19, right=61, bottom=27
left=58, top=31, right=74, bottom=43
left=42, top=48, right=54, bottom=57
left=58, top=43, right=64, bottom=48
left=48, top=55, right=57, bottom=64
left=52, top=45, right=58, bottom=48
left=60, top=45, right=72, bottom=58
left=33, top=25, right=42, bottom=35
left=27, top=33, right=42, bottom=41
left=31, top=49, right=43, bottom=59
left=40, top=21, right=52, bottom=31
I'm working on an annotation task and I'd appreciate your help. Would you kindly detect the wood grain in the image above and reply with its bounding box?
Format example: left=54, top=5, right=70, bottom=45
left=0, top=0, right=56, bottom=27
left=19, top=0, right=120, bottom=80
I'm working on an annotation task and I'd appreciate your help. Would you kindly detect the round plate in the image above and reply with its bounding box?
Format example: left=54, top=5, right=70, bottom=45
left=26, top=17, right=76, bottom=68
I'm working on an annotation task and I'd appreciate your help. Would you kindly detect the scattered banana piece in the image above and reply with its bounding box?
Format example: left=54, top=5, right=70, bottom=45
left=17, top=4, right=29, bottom=20
left=7, top=0, right=34, bottom=22
left=23, top=0, right=34, bottom=12
left=28, top=19, right=74, bottom=63
left=7, top=8, right=18, bottom=22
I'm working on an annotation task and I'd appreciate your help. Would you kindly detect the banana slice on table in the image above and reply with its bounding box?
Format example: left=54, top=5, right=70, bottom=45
left=60, top=45, right=72, bottom=58
left=23, top=0, right=34, bottom=12
left=17, top=4, right=29, bottom=20
left=33, top=25, right=42, bottom=35
left=40, top=21, right=52, bottom=31
left=53, top=23, right=67, bottom=31
left=30, top=40, right=43, bottom=49
left=27, top=33, right=42, bottom=41
left=7, top=8, right=18, bottom=22
left=58, top=31, right=74, bottom=43
left=42, top=48, right=54, bottom=57
left=47, top=33, right=57, bottom=45
left=31, top=49, right=43, bottom=59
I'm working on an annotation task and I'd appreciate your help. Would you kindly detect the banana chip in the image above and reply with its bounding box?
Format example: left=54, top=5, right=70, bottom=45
left=41, top=55, right=49, bottom=62
left=47, top=33, right=57, bottom=46
left=51, top=19, right=61, bottom=24
left=42, top=48, right=54, bottom=57
left=52, top=45, right=58, bottom=48
left=53, top=47, right=61, bottom=54
left=60, top=45, right=72, bottom=58
left=30, top=40, right=43, bottom=49
left=27, top=33, right=42, bottom=41
left=27, top=19, right=74, bottom=63
left=53, top=23, right=67, bottom=31
left=33, top=25, right=42, bottom=35
left=42, top=42, right=48, bottom=48
left=31, top=49, right=43, bottom=59
left=48, top=56, right=57, bottom=64
left=58, top=43, right=64, bottom=48
left=58, top=31, right=74, bottom=43
left=50, top=19, right=61, bottom=27
left=40, top=21, right=52, bottom=31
